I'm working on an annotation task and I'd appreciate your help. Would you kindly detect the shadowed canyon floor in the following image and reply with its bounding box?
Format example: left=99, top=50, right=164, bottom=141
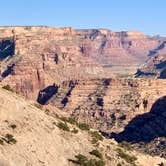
left=111, top=95, right=166, bottom=158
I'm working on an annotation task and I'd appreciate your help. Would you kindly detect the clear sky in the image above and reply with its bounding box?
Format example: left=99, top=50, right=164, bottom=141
left=0, top=0, right=166, bottom=36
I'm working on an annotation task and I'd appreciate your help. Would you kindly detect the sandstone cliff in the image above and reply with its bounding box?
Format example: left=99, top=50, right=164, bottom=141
left=37, top=78, right=166, bottom=131
left=0, top=26, right=164, bottom=99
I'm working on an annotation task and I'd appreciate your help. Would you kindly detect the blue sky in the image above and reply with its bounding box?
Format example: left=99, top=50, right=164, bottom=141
left=0, top=0, right=166, bottom=36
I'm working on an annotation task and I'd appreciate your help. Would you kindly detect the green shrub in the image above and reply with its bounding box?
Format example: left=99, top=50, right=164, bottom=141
left=78, top=123, right=90, bottom=130
left=118, top=141, right=132, bottom=151
left=45, top=109, right=50, bottom=114
left=95, top=160, right=105, bottom=166
left=9, top=124, right=17, bottom=130
left=56, top=122, right=70, bottom=131
left=91, top=138, right=98, bottom=145
left=75, top=154, right=88, bottom=164
left=89, top=149, right=103, bottom=159
left=2, top=85, right=13, bottom=92
left=90, top=131, right=103, bottom=141
left=0, top=139, right=4, bottom=145
left=68, top=154, right=88, bottom=165
left=52, top=122, right=56, bottom=125
left=34, top=103, right=43, bottom=110
left=57, top=116, right=77, bottom=125
left=58, top=116, right=77, bottom=125
left=116, top=148, right=137, bottom=164
left=71, top=128, right=79, bottom=134
left=69, top=154, right=105, bottom=166
left=67, top=117, right=77, bottom=125
left=86, top=159, right=105, bottom=166
left=90, top=131, right=103, bottom=145
left=86, top=159, right=97, bottom=166
left=5, top=134, right=17, bottom=144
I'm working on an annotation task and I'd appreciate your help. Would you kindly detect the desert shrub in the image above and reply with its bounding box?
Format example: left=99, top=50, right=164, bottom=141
left=86, top=159, right=105, bottom=166
left=94, top=160, right=105, bottom=166
left=118, top=141, right=132, bottom=151
left=34, top=103, right=43, bottom=110
left=117, top=163, right=122, bottom=166
left=116, top=148, right=137, bottom=164
left=89, top=149, right=103, bottom=159
left=0, top=139, right=4, bottom=145
left=67, top=117, right=77, bottom=125
left=59, top=116, right=77, bottom=125
left=2, top=85, right=13, bottom=92
left=90, top=131, right=103, bottom=141
left=75, top=154, right=88, bottom=164
left=90, top=131, right=103, bottom=145
left=78, top=123, right=90, bottom=130
left=71, top=128, right=79, bottom=134
left=91, top=138, right=99, bottom=147
left=69, top=154, right=105, bottom=166
left=45, top=109, right=50, bottom=114
left=85, top=159, right=97, bottom=166
left=56, top=122, right=70, bottom=131
left=5, top=134, right=17, bottom=144
left=52, top=121, right=56, bottom=125
left=69, top=154, right=88, bottom=165
left=91, top=138, right=99, bottom=145
left=9, top=124, right=17, bottom=129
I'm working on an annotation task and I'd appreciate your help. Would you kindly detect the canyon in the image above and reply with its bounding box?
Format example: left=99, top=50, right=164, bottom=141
left=0, top=26, right=166, bottom=99
left=0, top=26, right=166, bottom=165
left=0, top=85, right=165, bottom=166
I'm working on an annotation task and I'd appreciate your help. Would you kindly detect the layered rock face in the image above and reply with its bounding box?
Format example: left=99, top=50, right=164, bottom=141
left=38, top=78, right=166, bottom=132
left=37, top=78, right=166, bottom=157
left=0, top=26, right=164, bottom=99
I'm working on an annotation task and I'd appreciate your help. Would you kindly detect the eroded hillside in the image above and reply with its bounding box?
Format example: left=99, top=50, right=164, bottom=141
left=0, top=86, right=165, bottom=166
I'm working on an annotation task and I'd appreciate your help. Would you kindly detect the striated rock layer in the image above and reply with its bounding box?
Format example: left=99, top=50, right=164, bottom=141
left=38, top=78, right=166, bottom=131
left=37, top=78, right=166, bottom=158
left=0, top=26, right=165, bottom=99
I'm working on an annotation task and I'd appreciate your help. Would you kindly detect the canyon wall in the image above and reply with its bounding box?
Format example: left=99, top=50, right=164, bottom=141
left=37, top=78, right=166, bottom=132
left=0, top=26, right=164, bottom=99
